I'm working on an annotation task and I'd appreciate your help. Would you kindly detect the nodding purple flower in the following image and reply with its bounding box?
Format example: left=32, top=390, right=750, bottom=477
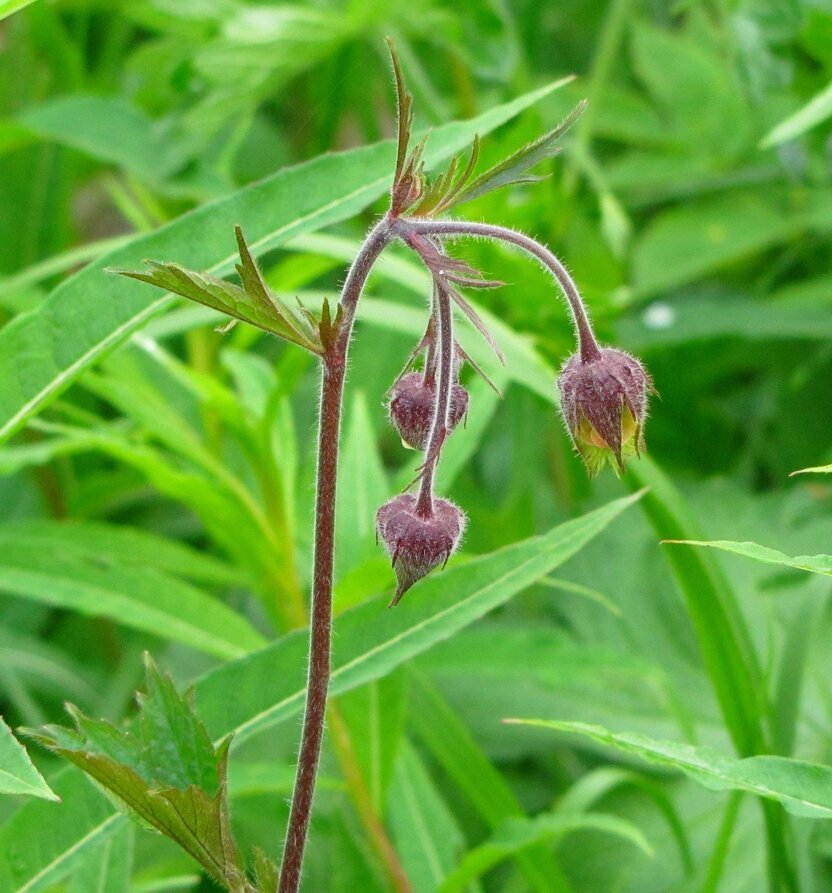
left=376, top=494, right=466, bottom=605
left=388, top=372, right=468, bottom=450
left=557, top=347, right=652, bottom=476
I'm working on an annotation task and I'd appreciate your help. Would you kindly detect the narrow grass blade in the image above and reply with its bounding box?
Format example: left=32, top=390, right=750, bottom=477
left=626, top=458, right=765, bottom=757
left=0, top=537, right=265, bottom=660
left=509, top=719, right=832, bottom=820
left=760, top=82, right=832, bottom=148
left=437, top=810, right=651, bottom=893
left=0, top=0, right=38, bottom=21
left=665, top=539, right=832, bottom=577
left=410, top=672, right=574, bottom=892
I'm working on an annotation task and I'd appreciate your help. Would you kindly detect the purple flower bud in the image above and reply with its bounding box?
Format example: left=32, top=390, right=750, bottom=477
left=376, top=493, right=466, bottom=605
left=388, top=372, right=468, bottom=450
left=557, top=347, right=651, bottom=476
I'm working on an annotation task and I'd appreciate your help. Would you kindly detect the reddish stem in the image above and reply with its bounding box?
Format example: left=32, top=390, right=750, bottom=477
left=278, top=217, right=391, bottom=893
left=421, top=284, right=438, bottom=388
left=415, top=281, right=454, bottom=518
left=394, top=218, right=602, bottom=363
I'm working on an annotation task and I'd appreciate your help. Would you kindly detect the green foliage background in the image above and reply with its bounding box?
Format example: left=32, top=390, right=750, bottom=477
left=1, top=1, right=832, bottom=891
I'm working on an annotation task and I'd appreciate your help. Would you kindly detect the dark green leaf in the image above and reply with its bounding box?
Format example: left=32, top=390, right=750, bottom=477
left=438, top=810, right=652, bottom=893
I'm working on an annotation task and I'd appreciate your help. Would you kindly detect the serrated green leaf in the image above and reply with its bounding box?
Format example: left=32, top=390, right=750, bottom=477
left=0, top=716, right=57, bottom=801
left=317, top=297, right=343, bottom=352
left=50, top=749, right=245, bottom=891
left=28, top=658, right=249, bottom=892
left=386, top=36, right=414, bottom=190
left=509, top=719, right=832, bottom=820
left=137, top=662, right=219, bottom=793
left=114, top=248, right=322, bottom=353
left=252, top=847, right=279, bottom=893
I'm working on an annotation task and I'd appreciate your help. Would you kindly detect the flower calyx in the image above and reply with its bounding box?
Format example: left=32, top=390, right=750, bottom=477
left=388, top=372, right=468, bottom=450
left=557, top=347, right=652, bottom=476
left=376, top=494, right=466, bottom=605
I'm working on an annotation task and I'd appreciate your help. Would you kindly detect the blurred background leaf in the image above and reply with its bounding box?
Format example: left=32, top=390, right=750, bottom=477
left=1, top=1, right=831, bottom=891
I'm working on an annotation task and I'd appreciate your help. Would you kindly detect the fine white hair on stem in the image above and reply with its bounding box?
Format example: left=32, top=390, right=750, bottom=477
left=392, top=217, right=602, bottom=364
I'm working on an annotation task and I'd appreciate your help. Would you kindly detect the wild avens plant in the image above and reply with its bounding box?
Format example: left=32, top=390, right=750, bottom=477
left=32, top=42, right=651, bottom=893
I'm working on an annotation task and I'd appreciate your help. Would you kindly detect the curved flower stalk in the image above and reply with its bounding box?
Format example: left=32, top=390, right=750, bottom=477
left=377, top=281, right=467, bottom=604
left=108, top=39, right=653, bottom=893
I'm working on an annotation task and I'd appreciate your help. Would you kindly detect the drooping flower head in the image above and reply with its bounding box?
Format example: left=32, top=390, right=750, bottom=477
left=376, top=494, right=466, bottom=605
left=388, top=372, right=468, bottom=450
left=557, top=347, right=651, bottom=476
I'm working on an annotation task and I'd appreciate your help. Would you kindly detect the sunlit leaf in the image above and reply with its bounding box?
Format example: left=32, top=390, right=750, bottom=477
left=790, top=462, right=832, bottom=476
left=760, top=82, right=832, bottom=148
left=664, top=539, right=832, bottom=578
left=113, top=226, right=322, bottom=353
left=0, top=717, right=57, bottom=801
left=0, top=0, right=38, bottom=22
left=0, top=79, right=570, bottom=443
